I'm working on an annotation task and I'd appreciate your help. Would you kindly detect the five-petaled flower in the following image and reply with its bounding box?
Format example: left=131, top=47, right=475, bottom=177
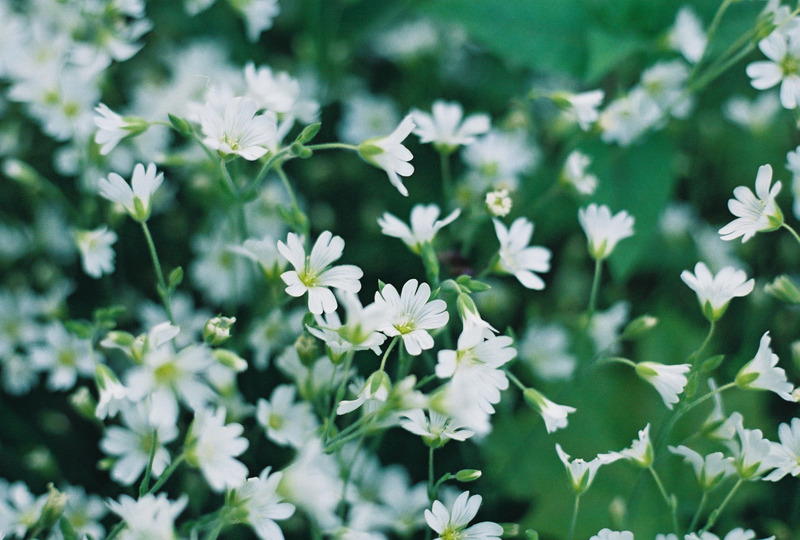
left=98, top=163, right=164, bottom=222
left=358, top=114, right=416, bottom=196
left=424, top=491, right=503, bottom=540
left=374, top=279, right=449, bottom=356
left=492, top=217, right=551, bottom=290
left=680, top=262, right=754, bottom=321
left=719, top=164, right=784, bottom=242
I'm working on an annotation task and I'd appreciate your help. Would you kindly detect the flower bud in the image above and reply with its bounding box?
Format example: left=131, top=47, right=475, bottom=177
left=500, top=523, right=520, bottom=538
left=32, top=484, right=68, bottom=535
left=294, top=333, right=318, bottom=367
left=69, top=387, right=97, bottom=421
left=204, top=315, right=236, bottom=345
left=213, top=349, right=248, bottom=372
left=454, top=469, right=482, bottom=482
left=764, top=275, right=800, bottom=304
left=620, top=315, right=658, bottom=340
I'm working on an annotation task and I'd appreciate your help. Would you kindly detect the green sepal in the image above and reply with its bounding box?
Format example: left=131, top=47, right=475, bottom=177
left=168, top=113, right=195, bottom=137
left=294, top=122, right=321, bottom=144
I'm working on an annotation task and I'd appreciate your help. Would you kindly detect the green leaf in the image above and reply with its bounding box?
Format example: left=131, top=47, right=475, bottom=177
left=420, top=0, right=588, bottom=76
left=168, top=266, right=184, bottom=290
left=584, top=28, right=648, bottom=83
left=701, top=354, right=724, bottom=373
left=65, top=321, right=93, bottom=339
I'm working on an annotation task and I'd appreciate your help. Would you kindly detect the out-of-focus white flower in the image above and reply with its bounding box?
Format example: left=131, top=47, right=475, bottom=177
left=358, top=115, right=416, bottom=196
left=668, top=445, right=736, bottom=491
left=765, top=417, right=800, bottom=481
left=424, top=491, right=503, bottom=540
left=378, top=204, right=460, bottom=254
left=560, top=150, right=598, bottom=196
left=590, top=530, right=634, bottom=540
left=680, top=262, right=754, bottom=321
left=735, top=331, right=794, bottom=401
left=589, top=301, right=630, bottom=353
left=230, top=468, right=295, bottom=540
left=599, top=87, right=662, bottom=146
left=492, top=217, right=551, bottom=290
left=233, top=0, right=280, bottom=42
left=185, top=407, right=249, bottom=492
left=108, top=493, right=187, bottom=540
left=668, top=6, right=707, bottom=64
left=553, top=90, right=604, bottom=131
left=371, top=18, right=440, bottom=62
left=462, top=130, right=540, bottom=184
left=555, top=443, right=619, bottom=494
left=723, top=93, right=781, bottom=133
left=98, top=162, right=163, bottom=222
left=75, top=226, right=117, bottom=278
left=578, top=204, right=635, bottom=260
left=373, top=279, right=449, bottom=356
left=279, top=438, right=343, bottom=530
left=719, top=164, right=784, bottom=242
left=338, top=93, right=401, bottom=145
left=244, top=62, right=319, bottom=124
left=278, top=231, right=363, bottom=315
left=686, top=529, right=775, bottom=540
left=200, top=96, right=277, bottom=160
left=485, top=189, right=512, bottom=217
left=518, top=322, right=577, bottom=381
left=747, top=29, right=800, bottom=109
left=523, top=387, right=575, bottom=433
left=257, top=385, right=318, bottom=448
left=635, top=361, right=690, bottom=409
left=29, top=322, right=95, bottom=391
left=411, top=100, right=490, bottom=153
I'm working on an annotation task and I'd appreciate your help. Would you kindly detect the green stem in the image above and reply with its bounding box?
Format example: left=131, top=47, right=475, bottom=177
left=148, top=454, right=186, bottom=494
left=379, top=336, right=400, bottom=373
left=782, top=222, right=800, bottom=247
left=139, top=430, right=159, bottom=497
left=205, top=519, right=226, bottom=540
left=689, top=320, right=716, bottom=367
left=414, top=373, right=439, bottom=390
left=246, top=147, right=294, bottom=195
left=567, top=493, right=581, bottom=540
left=325, top=351, right=356, bottom=442
left=698, top=0, right=736, bottom=66
left=654, top=382, right=737, bottom=453
left=688, top=41, right=755, bottom=94
left=585, top=257, right=603, bottom=328
left=700, top=478, right=743, bottom=534
left=221, top=160, right=248, bottom=240
left=427, top=446, right=436, bottom=503
left=688, top=491, right=709, bottom=534
left=338, top=434, right=366, bottom=520
left=505, top=370, right=527, bottom=392
left=649, top=466, right=679, bottom=535
left=140, top=221, right=174, bottom=324
left=305, top=142, right=360, bottom=152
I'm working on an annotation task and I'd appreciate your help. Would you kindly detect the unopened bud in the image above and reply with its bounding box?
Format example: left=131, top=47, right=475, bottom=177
left=213, top=349, right=248, bottom=372
left=295, top=333, right=318, bottom=367
left=621, top=315, right=658, bottom=340
left=500, top=523, right=520, bottom=538
left=34, top=484, right=69, bottom=534
left=69, top=387, right=97, bottom=421
left=765, top=275, right=800, bottom=304
left=454, top=469, right=482, bottom=482
left=204, top=315, right=236, bottom=345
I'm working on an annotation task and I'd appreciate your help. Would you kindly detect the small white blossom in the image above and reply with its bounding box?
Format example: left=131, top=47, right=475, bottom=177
left=747, top=29, right=800, bottom=109
left=185, top=407, right=250, bottom=492
left=719, top=164, right=784, bottom=242
left=234, top=0, right=280, bottom=43
left=230, top=468, right=295, bottom=540
left=668, top=445, right=736, bottom=491
left=424, top=491, right=502, bottom=540
left=589, top=301, right=630, bottom=353
left=278, top=231, right=363, bottom=315
left=560, top=90, right=604, bottom=131
left=635, top=361, right=690, bottom=409
left=560, top=150, right=598, bottom=196
left=735, top=331, right=794, bottom=401
left=765, top=417, right=800, bottom=481
left=374, top=279, right=449, bottom=356
left=257, top=385, right=318, bottom=448
left=523, top=387, right=576, bottom=433
left=30, top=322, right=95, bottom=391
left=200, top=96, right=277, bottom=160
left=724, top=93, right=781, bottom=133
left=730, top=416, right=779, bottom=480
left=378, top=204, right=460, bottom=254
left=400, top=409, right=474, bottom=447
left=485, top=189, right=512, bottom=217
left=590, top=530, right=634, bottom=540
left=94, top=103, right=147, bottom=155
left=668, top=6, right=707, bottom=64
left=75, top=226, right=117, bottom=278
left=611, top=424, right=654, bottom=468
left=555, top=443, right=619, bottom=494
left=358, top=115, right=416, bottom=196
left=578, top=204, right=635, bottom=260
left=98, top=162, right=163, bottom=222
left=411, top=100, right=490, bottom=152
left=307, top=293, right=387, bottom=360
left=518, top=322, right=577, bottom=381
left=108, top=493, right=187, bottom=540
left=680, top=262, right=754, bottom=321
left=492, top=217, right=551, bottom=290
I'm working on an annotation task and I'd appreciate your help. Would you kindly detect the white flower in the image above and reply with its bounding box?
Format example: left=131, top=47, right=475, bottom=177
left=185, top=407, right=250, bottom=492
left=680, top=262, right=754, bottom=321
left=492, top=217, right=551, bottom=290
left=374, top=279, right=449, bottom=356
left=233, top=0, right=280, bottom=42
left=200, top=96, right=277, bottom=160
left=230, top=235, right=285, bottom=280
left=685, top=530, right=772, bottom=540
left=598, top=87, right=662, bottom=146
left=336, top=370, right=392, bottom=415
left=98, top=162, right=163, bottom=222
left=99, top=401, right=179, bottom=486
left=611, top=424, right=654, bottom=468
left=589, top=301, right=629, bottom=353
left=735, top=331, right=794, bottom=401
left=411, top=100, right=490, bottom=152
left=277, top=231, right=363, bottom=315
left=256, top=385, right=318, bottom=447
left=730, top=416, right=779, bottom=480
left=244, top=62, right=319, bottom=124
left=746, top=29, right=800, bottom=109
left=75, top=226, right=117, bottom=278
left=560, top=150, right=598, bottom=196
left=400, top=409, right=474, bottom=447
left=485, top=189, right=512, bottom=217
left=563, top=90, right=604, bottom=131
left=578, top=204, right=635, bottom=260
left=668, top=6, right=707, bottom=64
left=424, top=491, right=503, bottom=540
left=523, top=387, right=576, bottom=433
left=338, top=93, right=401, bottom=145
left=462, top=130, right=540, bottom=183
left=378, top=204, right=460, bottom=254
left=358, top=114, right=416, bottom=196
left=719, top=164, right=784, bottom=242
left=668, top=445, right=736, bottom=491
left=635, top=361, right=691, bottom=409
left=108, top=493, right=187, bottom=540
left=95, top=364, right=131, bottom=420
left=518, top=322, right=577, bottom=381
left=764, top=417, right=800, bottom=481
left=29, top=322, right=95, bottom=391
left=436, top=325, right=517, bottom=379
left=590, top=530, right=634, bottom=540
left=231, top=468, right=295, bottom=540
left=723, top=93, right=781, bottom=133
left=307, top=293, right=387, bottom=360
left=555, top=444, right=619, bottom=494
left=94, top=103, right=147, bottom=155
